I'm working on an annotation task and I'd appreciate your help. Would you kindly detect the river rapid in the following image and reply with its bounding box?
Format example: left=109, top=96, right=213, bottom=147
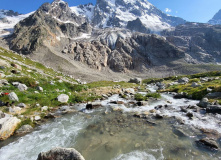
left=0, top=86, right=221, bottom=160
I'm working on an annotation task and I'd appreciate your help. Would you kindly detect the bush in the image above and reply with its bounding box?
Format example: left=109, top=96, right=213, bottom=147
left=146, top=93, right=161, bottom=99
left=7, top=76, right=37, bottom=87
left=134, top=93, right=146, bottom=101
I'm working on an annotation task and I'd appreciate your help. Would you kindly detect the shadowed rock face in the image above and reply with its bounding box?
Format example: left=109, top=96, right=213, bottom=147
left=126, top=18, right=150, bottom=34
left=8, top=0, right=91, bottom=54
left=162, top=23, right=221, bottom=63
left=37, top=147, right=85, bottom=160
left=62, top=29, right=184, bottom=72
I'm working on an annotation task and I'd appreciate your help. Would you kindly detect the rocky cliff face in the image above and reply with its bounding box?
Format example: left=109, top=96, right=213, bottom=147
left=8, top=0, right=92, bottom=54
left=62, top=29, right=184, bottom=72
left=162, top=23, right=221, bottom=64
left=208, top=9, right=221, bottom=25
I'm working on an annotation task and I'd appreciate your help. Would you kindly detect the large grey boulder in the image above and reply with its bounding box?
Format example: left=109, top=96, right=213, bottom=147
left=86, top=102, right=102, bottom=110
left=0, top=114, right=21, bottom=140
left=8, top=92, right=19, bottom=101
left=16, top=124, right=33, bottom=135
left=196, top=138, right=219, bottom=150
left=178, top=77, right=189, bottom=84
left=57, top=94, right=69, bottom=103
left=205, top=92, right=221, bottom=99
left=198, top=98, right=209, bottom=108
left=36, top=147, right=85, bottom=160
left=17, top=83, right=28, bottom=91
left=129, top=78, right=142, bottom=84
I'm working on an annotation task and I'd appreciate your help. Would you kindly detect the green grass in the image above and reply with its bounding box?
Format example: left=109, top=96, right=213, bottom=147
left=87, top=81, right=137, bottom=89
left=134, top=92, right=161, bottom=101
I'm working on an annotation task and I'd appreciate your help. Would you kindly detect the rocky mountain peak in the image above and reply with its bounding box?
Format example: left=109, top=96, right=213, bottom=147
left=0, top=10, right=20, bottom=17
left=208, top=9, right=221, bottom=25
left=72, top=0, right=186, bottom=32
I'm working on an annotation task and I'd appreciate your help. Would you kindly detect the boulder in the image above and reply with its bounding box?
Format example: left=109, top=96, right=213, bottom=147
left=205, top=92, right=221, bottom=99
left=86, top=102, right=102, bottom=110
left=196, top=138, right=219, bottom=150
left=37, top=86, right=44, bottom=92
left=34, top=116, right=41, bottom=121
left=57, top=94, right=69, bottom=103
left=129, top=78, right=142, bottom=84
left=8, top=92, right=19, bottom=101
left=198, top=98, right=209, bottom=108
left=36, top=147, right=85, bottom=160
left=15, top=124, right=33, bottom=135
left=191, top=82, right=201, bottom=88
left=17, top=83, right=28, bottom=91
left=206, top=105, right=221, bottom=114
left=137, top=101, right=148, bottom=106
left=18, top=103, right=27, bottom=108
left=0, top=73, right=5, bottom=78
left=156, top=82, right=165, bottom=90
left=124, top=88, right=135, bottom=94
left=9, top=107, right=22, bottom=114
left=173, top=92, right=188, bottom=99
left=0, top=114, right=21, bottom=140
left=41, top=106, right=48, bottom=112
left=12, top=82, right=20, bottom=86
left=178, top=77, right=189, bottom=84
left=0, top=111, right=5, bottom=119
left=0, top=79, right=9, bottom=85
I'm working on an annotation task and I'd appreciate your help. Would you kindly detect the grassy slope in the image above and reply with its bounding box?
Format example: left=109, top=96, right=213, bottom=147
left=0, top=47, right=136, bottom=127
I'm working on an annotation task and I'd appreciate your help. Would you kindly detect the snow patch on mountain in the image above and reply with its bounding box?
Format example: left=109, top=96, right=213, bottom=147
left=0, top=10, right=34, bottom=37
left=70, top=4, right=94, bottom=21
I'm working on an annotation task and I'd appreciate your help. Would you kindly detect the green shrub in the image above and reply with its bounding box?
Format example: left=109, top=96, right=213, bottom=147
left=146, top=93, right=161, bottom=99
left=134, top=93, right=146, bottom=101
left=7, top=76, right=37, bottom=87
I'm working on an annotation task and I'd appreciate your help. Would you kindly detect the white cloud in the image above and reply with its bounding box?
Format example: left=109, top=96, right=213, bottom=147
left=165, top=8, right=172, bottom=13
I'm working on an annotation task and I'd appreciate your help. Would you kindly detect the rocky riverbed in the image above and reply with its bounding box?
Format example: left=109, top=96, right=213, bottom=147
left=0, top=85, right=221, bottom=160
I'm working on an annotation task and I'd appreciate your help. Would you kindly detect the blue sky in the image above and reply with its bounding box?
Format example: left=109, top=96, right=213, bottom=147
left=1, top=0, right=221, bottom=23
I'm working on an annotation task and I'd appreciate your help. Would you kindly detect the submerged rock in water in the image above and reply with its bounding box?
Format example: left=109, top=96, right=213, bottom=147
left=36, top=147, right=85, bottom=160
left=196, top=138, right=219, bottom=150
left=86, top=102, right=102, bottom=110
left=16, top=124, right=33, bottom=135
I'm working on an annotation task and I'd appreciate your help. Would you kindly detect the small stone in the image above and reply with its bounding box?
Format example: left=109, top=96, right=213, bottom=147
left=17, top=103, right=27, bottom=108
left=34, top=116, right=41, bottom=121
left=57, top=94, right=69, bottom=103
left=41, top=106, right=48, bottom=112
left=36, top=86, right=43, bottom=92
left=186, top=112, right=193, bottom=118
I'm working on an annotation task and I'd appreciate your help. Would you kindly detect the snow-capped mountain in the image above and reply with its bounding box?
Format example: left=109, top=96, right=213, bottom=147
left=0, top=9, right=33, bottom=37
left=71, top=0, right=186, bottom=32
left=208, top=9, right=221, bottom=25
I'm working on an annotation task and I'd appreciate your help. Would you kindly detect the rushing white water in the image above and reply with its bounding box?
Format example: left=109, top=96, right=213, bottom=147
left=0, top=114, right=91, bottom=160
left=0, top=85, right=221, bottom=160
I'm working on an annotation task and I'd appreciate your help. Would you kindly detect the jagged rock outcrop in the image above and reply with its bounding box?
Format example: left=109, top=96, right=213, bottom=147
left=62, top=29, right=184, bottom=72
left=126, top=18, right=150, bottom=34
left=208, top=9, right=221, bottom=25
left=37, top=147, right=85, bottom=160
left=8, top=0, right=92, bottom=54
left=162, top=22, right=221, bottom=63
